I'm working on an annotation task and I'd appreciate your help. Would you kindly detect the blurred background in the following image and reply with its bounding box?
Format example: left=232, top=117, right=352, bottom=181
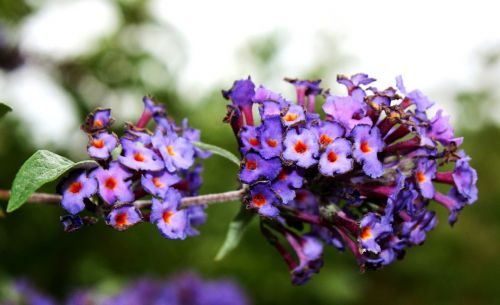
left=0, top=0, right=499, bottom=304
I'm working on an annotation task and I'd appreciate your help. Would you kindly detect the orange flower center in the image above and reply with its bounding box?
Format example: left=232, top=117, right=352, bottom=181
left=284, top=113, right=298, bottom=122
left=92, top=139, right=104, bottom=149
left=134, top=152, right=145, bottom=162
left=115, top=213, right=128, bottom=227
left=277, top=169, right=287, bottom=181
left=246, top=160, right=257, bottom=170
left=104, top=177, right=117, bottom=190
left=266, top=139, right=278, bottom=148
left=93, top=119, right=103, bottom=128
left=417, top=170, right=427, bottom=183
left=252, top=194, right=266, bottom=207
left=167, top=145, right=176, bottom=156
left=327, top=151, right=338, bottom=163
left=294, top=140, right=308, bottom=154
left=360, top=226, right=372, bottom=241
left=162, top=211, right=174, bottom=224
left=319, top=134, right=332, bottom=145
left=153, top=177, right=164, bottom=188
left=68, top=181, right=82, bottom=194
left=296, top=191, right=306, bottom=202
left=360, top=141, right=371, bottom=153
left=249, top=137, right=260, bottom=146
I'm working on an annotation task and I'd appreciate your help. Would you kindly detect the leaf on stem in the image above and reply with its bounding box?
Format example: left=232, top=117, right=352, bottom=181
left=6, top=150, right=97, bottom=213
left=192, top=141, right=240, bottom=166
left=215, top=205, right=255, bottom=261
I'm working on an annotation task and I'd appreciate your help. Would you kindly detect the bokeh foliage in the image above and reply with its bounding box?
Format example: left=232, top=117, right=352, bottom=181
left=0, top=1, right=499, bottom=304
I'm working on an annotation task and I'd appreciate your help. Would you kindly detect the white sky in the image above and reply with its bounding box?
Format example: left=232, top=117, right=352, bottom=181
left=1, top=0, right=500, bottom=146
left=152, top=0, right=500, bottom=92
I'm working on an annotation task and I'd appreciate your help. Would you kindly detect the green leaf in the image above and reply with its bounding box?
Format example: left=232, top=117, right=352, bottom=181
left=6, top=150, right=97, bottom=213
left=111, top=145, right=122, bottom=160
left=215, top=206, right=255, bottom=261
left=192, top=141, right=240, bottom=166
left=0, top=103, right=12, bottom=119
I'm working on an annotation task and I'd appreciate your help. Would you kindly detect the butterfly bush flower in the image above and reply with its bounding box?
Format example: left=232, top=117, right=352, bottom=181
left=60, top=170, right=97, bottom=214
left=313, top=121, right=344, bottom=148
left=222, top=77, right=256, bottom=125
left=150, top=189, right=188, bottom=239
left=248, top=182, right=280, bottom=217
left=258, top=117, right=283, bottom=159
left=57, top=97, right=210, bottom=239
left=323, top=95, right=372, bottom=133
left=60, top=214, right=97, bottom=232
left=396, top=75, right=434, bottom=112
left=119, top=138, right=164, bottom=171
left=91, top=161, right=135, bottom=205
left=87, top=132, right=118, bottom=160
left=358, top=213, right=392, bottom=254
left=141, top=170, right=181, bottom=198
left=401, top=209, right=437, bottom=245
left=106, top=205, right=142, bottom=231
left=224, top=74, right=478, bottom=284
left=271, top=167, right=303, bottom=204
left=81, top=108, right=114, bottom=133
left=239, top=125, right=261, bottom=154
left=5, top=273, right=250, bottom=305
left=240, top=152, right=281, bottom=184
left=60, top=214, right=85, bottom=232
left=419, top=109, right=464, bottom=147
left=49, top=73, right=478, bottom=287
left=451, top=153, right=478, bottom=204
left=290, top=234, right=324, bottom=285
left=415, top=158, right=437, bottom=199
left=282, top=104, right=306, bottom=127
left=337, top=73, right=375, bottom=101
left=319, top=138, right=353, bottom=176
left=283, top=128, right=319, bottom=168
left=152, top=131, right=195, bottom=172
left=352, top=125, right=384, bottom=178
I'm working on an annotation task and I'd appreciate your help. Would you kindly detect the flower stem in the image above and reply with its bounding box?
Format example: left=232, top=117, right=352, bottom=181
left=0, top=190, right=61, bottom=205
left=0, top=188, right=246, bottom=210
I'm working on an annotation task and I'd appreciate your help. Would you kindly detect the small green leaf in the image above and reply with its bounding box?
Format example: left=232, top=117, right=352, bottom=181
left=192, top=141, right=240, bottom=166
left=6, top=150, right=97, bottom=213
left=215, top=206, right=255, bottom=261
left=0, top=103, right=12, bottom=119
left=111, top=145, right=122, bottom=160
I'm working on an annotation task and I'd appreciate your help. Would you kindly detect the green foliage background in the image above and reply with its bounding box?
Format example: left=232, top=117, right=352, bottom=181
left=0, top=1, right=499, bottom=304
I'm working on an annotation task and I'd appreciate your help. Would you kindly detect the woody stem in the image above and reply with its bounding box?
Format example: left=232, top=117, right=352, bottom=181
left=0, top=188, right=246, bottom=210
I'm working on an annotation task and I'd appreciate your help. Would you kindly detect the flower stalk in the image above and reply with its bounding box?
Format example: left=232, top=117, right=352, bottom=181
left=0, top=188, right=245, bottom=210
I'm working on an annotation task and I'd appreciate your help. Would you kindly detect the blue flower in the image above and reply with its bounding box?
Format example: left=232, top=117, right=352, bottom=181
left=60, top=170, right=97, bottom=214
left=352, top=125, right=384, bottom=178
left=150, top=189, right=189, bottom=239
left=106, top=205, right=142, bottom=231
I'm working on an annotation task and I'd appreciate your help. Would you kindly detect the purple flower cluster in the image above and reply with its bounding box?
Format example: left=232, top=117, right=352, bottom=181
left=3, top=273, right=249, bottom=305
left=58, top=97, right=210, bottom=239
left=223, top=74, right=478, bottom=284
left=94, top=273, right=249, bottom=305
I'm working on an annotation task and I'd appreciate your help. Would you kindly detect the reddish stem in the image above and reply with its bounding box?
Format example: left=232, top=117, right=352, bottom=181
left=378, top=117, right=397, bottom=136
left=384, top=125, right=410, bottom=144
left=136, top=111, right=152, bottom=129
left=434, top=172, right=454, bottom=184
left=384, top=137, right=420, bottom=154
left=241, top=107, right=254, bottom=126
left=307, top=94, right=316, bottom=113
